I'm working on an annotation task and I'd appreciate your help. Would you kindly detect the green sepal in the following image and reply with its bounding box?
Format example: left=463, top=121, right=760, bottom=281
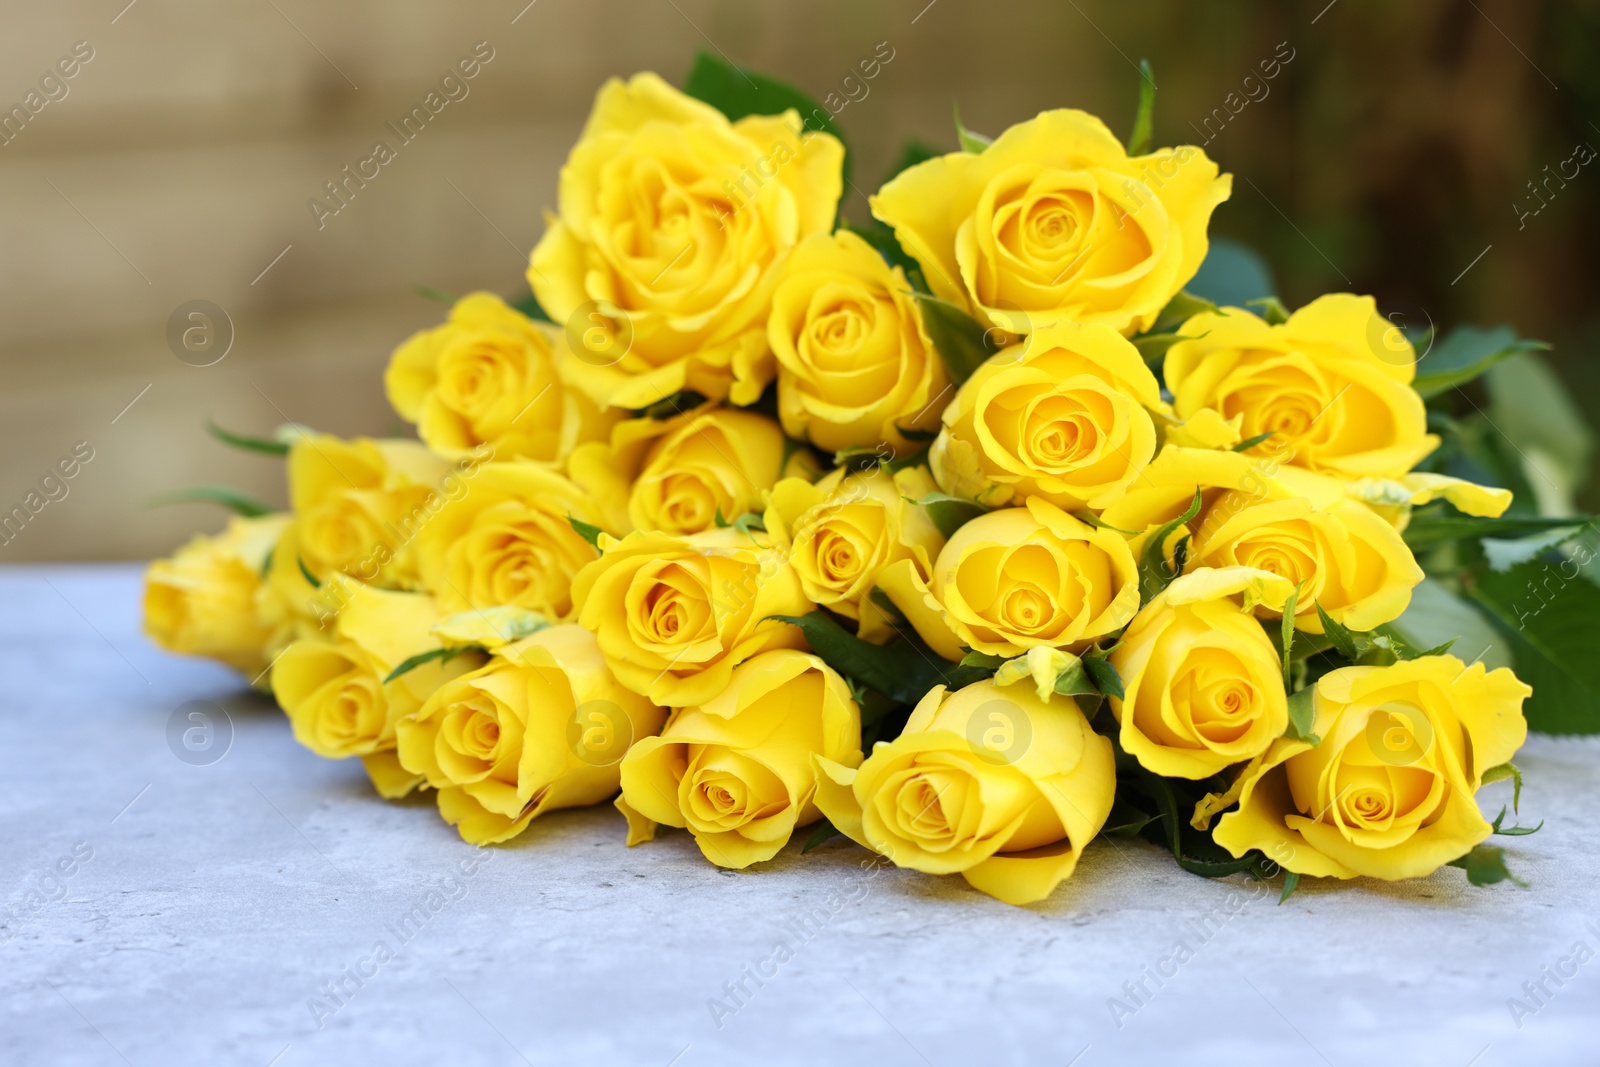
left=1138, top=490, right=1202, bottom=602
left=913, top=291, right=998, bottom=385
left=1448, top=843, right=1527, bottom=888
left=1481, top=761, right=1524, bottom=812
left=1278, top=871, right=1301, bottom=905
left=150, top=485, right=274, bottom=518
left=1283, top=687, right=1320, bottom=745
left=1126, top=59, right=1156, bottom=155
left=953, top=102, right=991, bottom=153
left=1246, top=296, right=1290, bottom=325
left=206, top=421, right=291, bottom=457
left=910, top=492, right=985, bottom=539
left=802, top=819, right=843, bottom=853
left=567, top=515, right=604, bottom=551
left=383, top=644, right=483, bottom=685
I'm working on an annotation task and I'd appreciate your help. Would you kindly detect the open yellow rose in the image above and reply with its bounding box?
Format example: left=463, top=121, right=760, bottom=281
left=396, top=624, right=665, bottom=844
left=144, top=513, right=288, bottom=678
left=571, top=526, right=811, bottom=706
left=529, top=72, right=844, bottom=409
left=1111, top=567, right=1291, bottom=779
left=1191, top=489, right=1424, bottom=634
left=930, top=320, right=1162, bottom=510
left=414, top=462, right=611, bottom=621
left=288, top=433, right=457, bottom=588
left=768, top=230, right=949, bottom=452
left=273, top=585, right=477, bottom=798
left=814, top=678, right=1115, bottom=906
left=887, top=496, right=1139, bottom=660
left=616, top=650, right=862, bottom=868
left=626, top=407, right=789, bottom=536
left=1164, top=295, right=1437, bottom=480
left=1213, top=656, right=1530, bottom=880
left=872, top=109, right=1229, bottom=336
left=764, top=465, right=945, bottom=644
left=386, top=292, right=617, bottom=462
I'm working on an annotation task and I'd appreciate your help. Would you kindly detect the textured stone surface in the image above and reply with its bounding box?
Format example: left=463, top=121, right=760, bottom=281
left=2, top=565, right=1597, bottom=1067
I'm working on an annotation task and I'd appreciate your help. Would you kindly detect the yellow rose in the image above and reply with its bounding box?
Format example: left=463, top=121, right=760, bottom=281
left=530, top=72, right=845, bottom=409
left=385, top=292, right=617, bottom=461
left=627, top=407, right=790, bottom=536
left=767, top=230, right=950, bottom=452
left=1213, top=656, right=1530, bottom=880
left=930, top=320, right=1162, bottom=510
left=889, top=496, right=1139, bottom=660
left=273, top=584, right=477, bottom=798
left=571, top=526, right=811, bottom=706
left=1163, top=294, right=1438, bottom=480
left=254, top=521, right=328, bottom=659
left=144, top=513, right=288, bottom=677
left=396, top=624, right=665, bottom=844
left=287, top=433, right=456, bottom=587
left=413, top=462, right=611, bottom=621
left=871, top=109, right=1229, bottom=336
left=764, top=465, right=945, bottom=643
left=1111, top=567, right=1292, bottom=779
left=813, top=678, right=1115, bottom=906
left=1191, top=489, right=1424, bottom=634
left=616, top=650, right=862, bottom=868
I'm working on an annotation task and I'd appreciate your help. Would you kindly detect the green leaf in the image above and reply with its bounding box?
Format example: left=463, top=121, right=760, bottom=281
left=509, top=292, right=552, bottom=323
left=1412, top=324, right=1550, bottom=399
left=1489, top=807, right=1543, bottom=836
left=1463, top=557, right=1600, bottom=733
left=634, top=390, right=708, bottom=420
left=1400, top=511, right=1595, bottom=551
left=1138, top=490, right=1202, bottom=603
left=885, top=138, right=941, bottom=182
left=683, top=50, right=851, bottom=186
left=952, top=102, right=991, bottom=153
left=1386, top=577, right=1511, bottom=672
left=1486, top=352, right=1593, bottom=505
left=1314, top=601, right=1362, bottom=662
left=297, top=555, right=321, bottom=589
left=1246, top=296, right=1290, bottom=325
left=1147, top=290, right=1218, bottom=335
left=1051, top=659, right=1101, bottom=698
left=1126, top=59, right=1156, bottom=155
left=913, top=292, right=997, bottom=385
left=912, top=492, right=986, bottom=539
left=1232, top=431, right=1278, bottom=454
left=150, top=485, right=273, bottom=518
left=894, top=423, right=940, bottom=444
left=1280, top=584, right=1301, bottom=688
left=1416, top=638, right=1459, bottom=658
left=769, top=611, right=984, bottom=706
left=1186, top=239, right=1275, bottom=310
left=1482, top=526, right=1588, bottom=572
left=566, top=515, right=604, bottom=551
left=416, top=284, right=457, bottom=305
left=383, top=645, right=481, bottom=685
left=1481, top=761, right=1524, bottom=812
left=802, top=819, right=842, bottom=853
left=959, top=649, right=1007, bottom=671
left=714, top=509, right=766, bottom=535
left=206, top=421, right=290, bottom=456
left=1130, top=330, right=1191, bottom=363
left=1448, top=844, right=1527, bottom=888
left=1278, top=871, right=1301, bottom=905
left=1284, top=687, right=1320, bottom=745
left=1082, top=656, right=1125, bottom=701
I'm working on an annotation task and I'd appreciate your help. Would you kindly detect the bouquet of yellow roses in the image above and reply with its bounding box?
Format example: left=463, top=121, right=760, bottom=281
left=145, top=54, right=1575, bottom=906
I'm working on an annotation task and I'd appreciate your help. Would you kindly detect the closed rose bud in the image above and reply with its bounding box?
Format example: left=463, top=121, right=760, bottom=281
left=396, top=624, right=665, bottom=845
left=1214, top=656, right=1530, bottom=880
left=1111, top=567, right=1292, bottom=779
left=386, top=292, right=618, bottom=462
left=144, top=513, right=287, bottom=678
left=871, top=109, right=1229, bottom=337
left=768, top=230, right=949, bottom=453
left=617, top=650, right=862, bottom=868
left=571, top=526, right=811, bottom=706
left=814, top=678, right=1114, bottom=906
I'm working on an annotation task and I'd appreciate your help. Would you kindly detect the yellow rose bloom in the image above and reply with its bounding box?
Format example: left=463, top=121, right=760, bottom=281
left=871, top=109, right=1229, bottom=336
left=254, top=521, right=329, bottom=659
left=1192, top=488, right=1425, bottom=634
left=1164, top=294, right=1438, bottom=480
left=385, top=292, right=617, bottom=461
left=273, top=584, right=476, bottom=798
left=616, top=650, right=862, bottom=868
left=1214, top=656, right=1530, bottom=880
left=814, top=678, right=1115, bottom=906
left=930, top=320, right=1162, bottom=511
left=627, top=407, right=789, bottom=536
left=889, top=496, right=1139, bottom=660
left=396, top=624, right=665, bottom=844
left=1111, top=567, right=1292, bottom=779
left=413, top=462, right=611, bottom=621
left=529, top=72, right=845, bottom=409
left=144, top=513, right=288, bottom=677
left=767, top=230, right=950, bottom=452
left=287, top=433, right=457, bottom=587
left=571, top=526, right=811, bottom=706
left=764, top=465, right=945, bottom=644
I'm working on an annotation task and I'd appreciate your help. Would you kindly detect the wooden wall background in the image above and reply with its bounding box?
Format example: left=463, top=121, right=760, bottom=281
left=1, top=0, right=1586, bottom=561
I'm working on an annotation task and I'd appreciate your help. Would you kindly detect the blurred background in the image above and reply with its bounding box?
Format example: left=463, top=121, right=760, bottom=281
left=3, top=0, right=1596, bottom=561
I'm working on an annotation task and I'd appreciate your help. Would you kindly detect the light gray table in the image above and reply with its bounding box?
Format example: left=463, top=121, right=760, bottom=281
left=3, top=565, right=1597, bottom=1066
